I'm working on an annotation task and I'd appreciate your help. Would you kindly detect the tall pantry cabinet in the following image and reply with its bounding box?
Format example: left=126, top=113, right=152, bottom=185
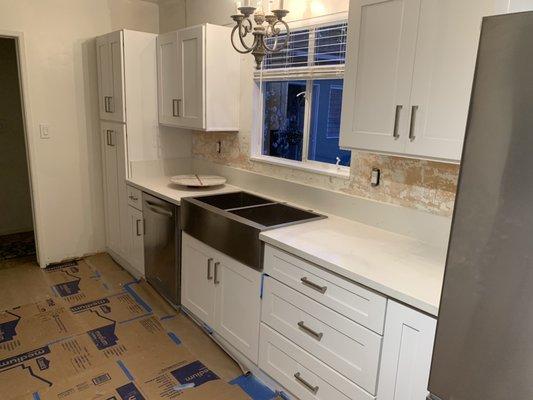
left=97, top=30, right=158, bottom=277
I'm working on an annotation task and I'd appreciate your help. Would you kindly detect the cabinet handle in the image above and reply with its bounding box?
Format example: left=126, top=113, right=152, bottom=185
left=177, top=99, right=182, bottom=117
left=393, top=105, right=402, bottom=139
left=297, top=321, right=323, bottom=341
left=172, top=99, right=179, bottom=117
left=207, top=258, right=214, bottom=280
left=136, top=219, right=143, bottom=236
left=409, top=105, right=419, bottom=141
left=129, top=195, right=138, bottom=201
left=104, top=96, right=109, bottom=112
left=300, top=277, right=327, bottom=294
left=294, top=372, right=319, bottom=394
left=106, top=130, right=115, bottom=147
left=214, top=261, right=220, bottom=285
left=108, top=96, right=114, bottom=113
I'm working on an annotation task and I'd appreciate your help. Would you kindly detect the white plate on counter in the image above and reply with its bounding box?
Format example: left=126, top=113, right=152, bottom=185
left=170, top=175, right=227, bottom=188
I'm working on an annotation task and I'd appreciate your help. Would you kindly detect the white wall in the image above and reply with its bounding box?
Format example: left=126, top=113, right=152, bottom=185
left=0, top=38, right=33, bottom=236
left=0, top=0, right=159, bottom=266
left=159, top=0, right=187, bottom=33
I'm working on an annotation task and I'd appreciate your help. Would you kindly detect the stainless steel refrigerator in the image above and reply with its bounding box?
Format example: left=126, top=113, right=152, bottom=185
left=428, top=11, right=533, bottom=400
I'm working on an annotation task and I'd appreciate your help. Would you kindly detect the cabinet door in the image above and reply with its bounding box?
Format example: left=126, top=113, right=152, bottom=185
left=97, top=32, right=125, bottom=123
left=181, top=234, right=216, bottom=327
left=377, top=300, right=437, bottom=400
left=101, top=122, right=127, bottom=256
left=176, top=25, right=205, bottom=130
left=108, top=31, right=125, bottom=123
left=405, top=0, right=492, bottom=161
left=101, top=122, right=120, bottom=253
left=340, top=0, right=421, bottom=153
left=213, top=255, right=261, bottom=363
left=128, top=206, right=144, bottom=276
left=157, top=31, right=180, bottom=126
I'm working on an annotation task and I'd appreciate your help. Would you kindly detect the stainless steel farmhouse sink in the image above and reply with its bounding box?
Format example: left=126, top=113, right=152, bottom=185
left=181, top=192, right=325, bottom=270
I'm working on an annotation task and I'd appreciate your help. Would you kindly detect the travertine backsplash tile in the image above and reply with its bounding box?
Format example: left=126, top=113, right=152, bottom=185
left=192, top=132, right=460, bottom=217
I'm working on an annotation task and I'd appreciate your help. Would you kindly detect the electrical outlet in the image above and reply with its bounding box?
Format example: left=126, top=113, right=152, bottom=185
left=39, top=123, right=51, bottom=139
left=371, top=168, right=381, bottom=187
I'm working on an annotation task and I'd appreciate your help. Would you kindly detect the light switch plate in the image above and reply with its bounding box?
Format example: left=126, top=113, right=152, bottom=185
left=39, top=123, right=50, bottom=139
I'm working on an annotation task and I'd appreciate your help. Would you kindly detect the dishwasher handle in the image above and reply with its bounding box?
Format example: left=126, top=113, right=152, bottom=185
left=145, top=201, right=174, bottom=217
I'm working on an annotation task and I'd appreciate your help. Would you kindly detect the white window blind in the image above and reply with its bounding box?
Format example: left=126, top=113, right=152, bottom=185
left=254, top=21, right=348, bottom=81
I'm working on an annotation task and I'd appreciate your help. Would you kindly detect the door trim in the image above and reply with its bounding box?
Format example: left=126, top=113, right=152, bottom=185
left=0, top=30, right=43, bottom=266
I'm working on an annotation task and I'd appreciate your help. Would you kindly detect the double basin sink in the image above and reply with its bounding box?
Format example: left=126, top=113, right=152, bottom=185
left=181, top=192, right=325, bottom=270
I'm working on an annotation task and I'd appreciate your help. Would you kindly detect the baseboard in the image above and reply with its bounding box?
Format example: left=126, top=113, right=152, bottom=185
left=106, top=247, right=144, bottom=280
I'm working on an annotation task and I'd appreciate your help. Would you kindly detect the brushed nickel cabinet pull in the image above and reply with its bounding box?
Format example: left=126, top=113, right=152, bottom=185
left=393, top=105, right=403, bottom=139
left=177, top=99, right=182, bottom=117
left=214, top=261, right=220, bottom=284
left=294, top=372, right=319, bottom=394
left=172, top=99, right=179, bottom=117
left=108, top=96, right=114, bottom=113
left=300, top=277, right=327, bottom=294
left=207, top=258, right=214, bottom=280
left=104, top=96, right=109, bottom=112
left=136, top=219, right=143, bottom=236
left=409, top=105, right=419, bottom=141
left=106, top=130, right=115, bottom=147
left=298, top=321, right=323, bottom=341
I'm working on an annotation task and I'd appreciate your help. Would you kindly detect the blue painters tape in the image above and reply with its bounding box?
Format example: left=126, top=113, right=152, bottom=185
left=167, top=332, right=182, bottom=346
left=124, top=283, right=153, bottom=313
left=160, top=315, right=175, bottom=321
left=32, top=393, right=41, bottom=400
left=260, top=274, right=267, bottom=299
left=276, top=391, right=291, bottom=400
left=230, top=374, right=276, bottom=400
left=117, top=360, right=134, bottom=381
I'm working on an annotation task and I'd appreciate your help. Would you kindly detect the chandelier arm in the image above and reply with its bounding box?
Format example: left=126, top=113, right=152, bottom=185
left=231, top=25, right=253, bottom=54
left=263, top=20, right=291, bottom=53
left=238, top=18, right=254, bottom=50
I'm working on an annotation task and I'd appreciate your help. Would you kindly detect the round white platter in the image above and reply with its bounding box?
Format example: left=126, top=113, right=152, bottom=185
left=170, top=175, right=227, bottom=188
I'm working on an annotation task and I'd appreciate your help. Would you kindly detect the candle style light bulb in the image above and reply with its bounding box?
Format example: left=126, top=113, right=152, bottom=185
left=235, top=1, right=242, bottom=13
left=279, top=0, right=285, bottom=9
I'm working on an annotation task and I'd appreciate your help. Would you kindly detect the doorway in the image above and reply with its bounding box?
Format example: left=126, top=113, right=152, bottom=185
left=0, top=37, right=36, bottom=264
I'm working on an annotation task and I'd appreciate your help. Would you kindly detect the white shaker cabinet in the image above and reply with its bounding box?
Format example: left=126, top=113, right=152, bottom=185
left=157, top=24, right=240, bottom=131
left=377, top=300, right=437, bottom=400
left=340, top=0, right=492, bottom=162
left=100, top=122, right=128, bottom=258
left=127, top=205, right=144, bottom=277
left=181, top=234, right=261, bottom=363
left=97, top=31, right=125, bottom=123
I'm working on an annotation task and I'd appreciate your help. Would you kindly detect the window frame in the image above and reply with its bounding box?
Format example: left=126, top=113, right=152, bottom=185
left=251, top=14, right=351, bottom=179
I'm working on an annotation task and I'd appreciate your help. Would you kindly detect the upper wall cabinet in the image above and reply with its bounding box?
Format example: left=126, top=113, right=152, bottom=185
left=157, top=24, right=240, bottom=132
left=340, top=0, right=493, bottom=162
left=97, top=31, right=125, bottom=123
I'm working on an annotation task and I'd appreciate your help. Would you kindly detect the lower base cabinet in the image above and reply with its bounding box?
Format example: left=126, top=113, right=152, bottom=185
left=259, top=324, right=374, bottom=400
left=127, top=205, right=144, bottom=276
left=377, top=301, right=437, bottom=400
left=181, top=233, right=261, bottom=363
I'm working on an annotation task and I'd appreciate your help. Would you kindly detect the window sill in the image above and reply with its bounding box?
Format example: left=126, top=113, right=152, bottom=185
left=250, top=155, right=351, bottom=180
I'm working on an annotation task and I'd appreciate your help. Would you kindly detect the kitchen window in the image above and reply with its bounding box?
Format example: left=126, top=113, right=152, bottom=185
left=253, top=20, right=351, bottom=177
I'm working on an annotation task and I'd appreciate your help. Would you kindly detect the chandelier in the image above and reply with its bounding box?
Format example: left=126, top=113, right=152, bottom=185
left=231, top=0, right=291, bottom=69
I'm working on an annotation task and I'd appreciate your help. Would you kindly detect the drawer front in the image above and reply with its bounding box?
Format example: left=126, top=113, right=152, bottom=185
left=264, top=245, right=386, bottom=334
left=259, top=324, right=375, bottom=400
left=262, top=277, right=381, bottom=394
left=127, top=186, right=142, bottom=210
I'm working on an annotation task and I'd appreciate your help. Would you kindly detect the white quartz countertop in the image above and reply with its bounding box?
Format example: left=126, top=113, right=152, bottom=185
left=260, top=216, right=447, bottom=316
left=128, top=175, right=447, bottom=316
left=126, top=175, right=239, bottom=205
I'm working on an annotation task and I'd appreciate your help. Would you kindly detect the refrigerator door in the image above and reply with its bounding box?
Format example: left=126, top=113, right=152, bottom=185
left=428, top=12, right=533, bottom=400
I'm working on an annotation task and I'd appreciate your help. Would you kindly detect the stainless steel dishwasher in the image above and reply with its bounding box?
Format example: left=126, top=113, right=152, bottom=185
left=142, top=192, right=180, bottom=306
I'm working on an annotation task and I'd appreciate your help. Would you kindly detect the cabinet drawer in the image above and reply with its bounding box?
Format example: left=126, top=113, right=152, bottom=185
left=262, top=277, right=381, bottom=394
left=259, top=324, right=374, bottom=400
left=127, top=186, right=142, bottom=210
left=264, top=245, right=386, bottom=334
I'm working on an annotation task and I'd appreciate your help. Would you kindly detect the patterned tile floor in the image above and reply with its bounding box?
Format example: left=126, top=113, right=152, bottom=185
left=0, top=253, right=284, bottom=400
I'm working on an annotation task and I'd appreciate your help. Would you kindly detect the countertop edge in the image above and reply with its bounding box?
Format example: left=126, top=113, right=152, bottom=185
left=126, top=179, right=182, bottom=206
left=259, top=233, right=439, bottom=317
